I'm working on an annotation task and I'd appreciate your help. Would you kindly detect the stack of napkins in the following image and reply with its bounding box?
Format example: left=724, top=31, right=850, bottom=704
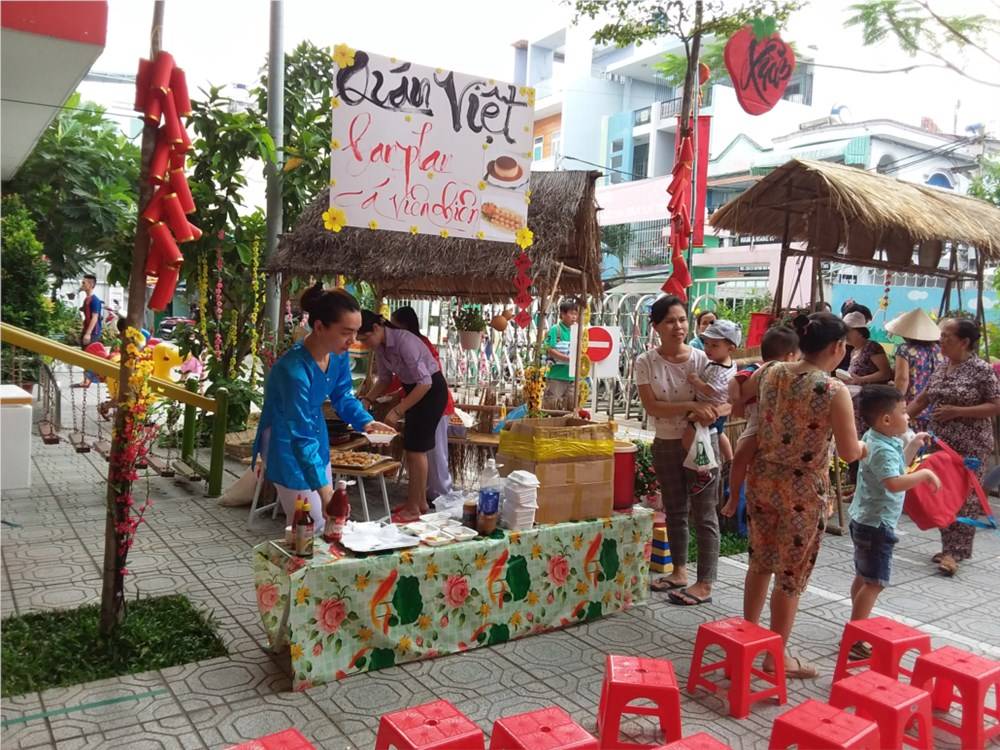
left=501, top=470, right=540, bottom=530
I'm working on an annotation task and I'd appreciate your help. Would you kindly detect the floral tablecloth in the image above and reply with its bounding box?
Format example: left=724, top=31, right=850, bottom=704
left=253, top=508, right=653, bottom=689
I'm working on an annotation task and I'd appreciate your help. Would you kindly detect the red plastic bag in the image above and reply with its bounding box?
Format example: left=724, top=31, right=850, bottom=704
left=903, top=438, right=990, bottom=530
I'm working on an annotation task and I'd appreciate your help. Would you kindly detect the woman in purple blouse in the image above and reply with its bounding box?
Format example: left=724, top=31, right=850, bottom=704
left=358, top=311, right=450, bottom=521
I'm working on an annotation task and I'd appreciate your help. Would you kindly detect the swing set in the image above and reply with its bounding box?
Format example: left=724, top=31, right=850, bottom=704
left=0, top=321, right=231, bottom=497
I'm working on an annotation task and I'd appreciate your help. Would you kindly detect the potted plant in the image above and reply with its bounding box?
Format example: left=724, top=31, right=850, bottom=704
left=453, top=305, right=486, bottom=351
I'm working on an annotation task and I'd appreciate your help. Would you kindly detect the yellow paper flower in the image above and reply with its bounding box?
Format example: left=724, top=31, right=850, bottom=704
left=478, top=180, right=487, bottom=190
left=332, top=43, right=356, bottom=69
left=523, top=125, right=530, bottom=133
left=355, top=573, right=370, bottom=591
left=424, top=561, right=439, bottom=580
left=294, top=586, right=310, bottom=605
left=404, top=115, right=412, bottom=122
left=397, top=635, right=412, bottom=654
left=440, top=229, right=450, bottom=239
left=329, top=178, right=337, bottom=187
left=524, top=195, right=531, bottom=205
left=290, top=643, right=304, bottom=661
left=526, top=88, right=536, bottom=106
left=426, top=171, right=434, bottom=179
left=515, top=226, right=534, bottom=250
left=409, top=225, right=419, bottom=234
left=330, top=138, right=341, bottom=150
left=476, top=231, right=485, bottom=240
left=330, top=97, right=341, bottom=109
left=482, top=143, right=489, bottom=151
left=368, top=219, right=379, bottom=230
left=322, top=206, right=347, bottom=233
left=526, top=591, right=539, bottom=606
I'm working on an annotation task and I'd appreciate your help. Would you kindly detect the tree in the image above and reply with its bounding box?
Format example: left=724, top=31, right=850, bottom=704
left=969, top=157, right=1000, bottom=208
left=7, top=94, right=140, bottom=295
left=846, top=0, right=1000, bottom=87
left=573, top=0, right=804, bottom=135
left=601, top=223, right=635, bottom=269
left=0, top=196, right=51, bottom=333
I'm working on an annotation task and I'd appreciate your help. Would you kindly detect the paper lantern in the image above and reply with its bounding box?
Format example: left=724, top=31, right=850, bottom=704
left=134, top=58, right=153, bottom=112
left=149, top=51, right=175, bottom=93
left=148, top=267, right=179, bottom=311
left=170, top=169, right=195, bottom=213
left=169, top=68, right=191, bottom=116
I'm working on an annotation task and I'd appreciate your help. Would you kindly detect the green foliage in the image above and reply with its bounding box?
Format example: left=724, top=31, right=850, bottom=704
left=632, top=440, right=659, bottom=499
left=688, top=531, right=749, bottom=562
left=47, top=299, right=83, bottom=345
left=1, top=594, right=226, bottom=697
left=453, top=304, right=487, bottom=332
left=0, top=196, right=50, bottom=333
left=845, top=1, right=1000, bottom=85
left=655, top=38, right=728, bottom=87
left=572, top=0, right=803, bottom=48
left=701, top=293, right=773, bottom=339
left=255, top=41, right=335, bottom=226
left=7, top=94, right=139, bottom=291
left=601, top=224, right=634, bottom=268
left=970, top=157, right=1000, bottom=209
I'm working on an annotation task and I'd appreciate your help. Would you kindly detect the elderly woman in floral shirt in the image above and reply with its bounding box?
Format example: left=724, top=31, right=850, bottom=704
left=907, top=318, right=1000, bottom=576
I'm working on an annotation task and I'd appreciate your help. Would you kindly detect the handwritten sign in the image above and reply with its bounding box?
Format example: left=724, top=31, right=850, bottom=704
left=329, top=46, right=535, bottom=242
left=723, top=19, right=796, bottom=116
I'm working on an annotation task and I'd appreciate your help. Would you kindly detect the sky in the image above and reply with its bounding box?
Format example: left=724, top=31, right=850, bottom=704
left=89, top=0, right=1000, bottom=136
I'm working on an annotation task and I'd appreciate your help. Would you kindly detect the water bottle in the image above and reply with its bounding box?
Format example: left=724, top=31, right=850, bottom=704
left=477, top=458, right=502, bottom=515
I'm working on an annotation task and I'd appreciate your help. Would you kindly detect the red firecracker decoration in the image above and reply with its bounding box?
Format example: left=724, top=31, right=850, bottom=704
left=662, top=136, right=694, bottom=300
left=133, top=50, right=199, bottom=312
left=513, top=251, right=533, bottom=329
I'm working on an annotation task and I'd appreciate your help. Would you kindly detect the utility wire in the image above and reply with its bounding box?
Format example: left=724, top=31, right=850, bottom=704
left=1, top=95, right=140, bottom=122
left=560, top=154, right=648, bottom=181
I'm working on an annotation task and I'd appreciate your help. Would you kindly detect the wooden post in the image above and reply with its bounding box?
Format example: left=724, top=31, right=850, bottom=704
left=100, top=0, right=165, bottom=636
left=772, top=190, right=793, bottom=317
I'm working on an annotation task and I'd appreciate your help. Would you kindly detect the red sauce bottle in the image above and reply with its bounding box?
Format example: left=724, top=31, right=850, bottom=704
left=324, top=480, right=350, bottom=544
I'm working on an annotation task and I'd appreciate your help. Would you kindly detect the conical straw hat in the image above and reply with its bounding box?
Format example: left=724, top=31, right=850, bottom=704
left=885, top=308, right=940, bottom=342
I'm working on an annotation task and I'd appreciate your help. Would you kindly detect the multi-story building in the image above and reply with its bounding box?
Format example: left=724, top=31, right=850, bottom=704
left=513, top=25, right=997, bottom=322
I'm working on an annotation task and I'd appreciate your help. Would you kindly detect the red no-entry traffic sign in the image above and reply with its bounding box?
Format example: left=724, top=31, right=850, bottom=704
left=587, top=326, right=614, bottom=362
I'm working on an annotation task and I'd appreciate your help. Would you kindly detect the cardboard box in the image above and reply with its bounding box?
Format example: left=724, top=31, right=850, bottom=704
left=497, top=417, right=614, bottom=524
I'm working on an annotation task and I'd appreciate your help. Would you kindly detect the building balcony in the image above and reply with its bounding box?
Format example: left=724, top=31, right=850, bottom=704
left=659, top=86, right=713, bottom=120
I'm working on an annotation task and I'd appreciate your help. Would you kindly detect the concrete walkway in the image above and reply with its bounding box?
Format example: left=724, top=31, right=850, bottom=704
left=2, top=434, right=998, bottom=749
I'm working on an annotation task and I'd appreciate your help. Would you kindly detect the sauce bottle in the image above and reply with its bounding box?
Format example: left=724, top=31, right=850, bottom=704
left=295, top=501, right=315, bottom=558
left=324, top=480, right=350, bottom=544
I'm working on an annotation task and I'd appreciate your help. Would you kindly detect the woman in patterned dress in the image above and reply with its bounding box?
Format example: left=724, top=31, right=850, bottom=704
left=740, top=313, right=866, bottom=678
left=886, top=308, right=943, bottom=432
left=906, top=318, right=1000, bottom=576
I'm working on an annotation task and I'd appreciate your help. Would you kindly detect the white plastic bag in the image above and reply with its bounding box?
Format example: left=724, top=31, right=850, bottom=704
left=683, top=423, right=719, bottom=473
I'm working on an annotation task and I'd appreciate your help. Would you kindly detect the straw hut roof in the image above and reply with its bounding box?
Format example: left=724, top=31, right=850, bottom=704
left=268, top=170, right=603, bottom=301
left=711, top=158, right=1000, bottom=259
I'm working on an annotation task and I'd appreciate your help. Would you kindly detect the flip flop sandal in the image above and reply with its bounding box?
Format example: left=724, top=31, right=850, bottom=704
left=650, top=578, right=687, bottom=592
left=784, top=656, right=819, bottom=679
left=668, top=589, right=713, bottom=606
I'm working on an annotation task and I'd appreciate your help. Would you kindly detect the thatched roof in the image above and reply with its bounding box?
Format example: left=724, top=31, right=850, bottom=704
left=711, top=159, right=1000, bottom=260
left=268, top=170, right=603, bottom=301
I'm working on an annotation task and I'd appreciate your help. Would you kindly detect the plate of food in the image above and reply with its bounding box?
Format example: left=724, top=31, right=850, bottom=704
left=485, top=155, right=529, bottom=190
left=366, top=431, right=397, bottom=445
left=329, top=450, right=390, bottom=469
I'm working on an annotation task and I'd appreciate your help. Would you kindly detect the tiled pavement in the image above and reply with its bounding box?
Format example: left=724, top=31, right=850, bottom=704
left=2, top=433, right=999, bottom=749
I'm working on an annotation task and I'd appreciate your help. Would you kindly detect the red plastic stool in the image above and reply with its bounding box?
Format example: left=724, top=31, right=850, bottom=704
left=490, top=706, right=598, bottom=750
left=686, top=617, right=787, bottom=719
left=597, top=654, right=682, bottom=749
left=652, top=732, right=732, bottom=749
left=375, top=699, right=485, bottom=750
left=910, top=645, right=1000, bottom=749
left=829, top=669, right=933, bottom=749
left=832, top=617, right=932, bottom=682
left=768, top=700, right=881, bottom=749
left=229, top=728, right=315, bottom=749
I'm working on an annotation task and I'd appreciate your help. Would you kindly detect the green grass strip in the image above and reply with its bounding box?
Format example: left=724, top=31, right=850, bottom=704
left=1, top=688, right=169, bottom=728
